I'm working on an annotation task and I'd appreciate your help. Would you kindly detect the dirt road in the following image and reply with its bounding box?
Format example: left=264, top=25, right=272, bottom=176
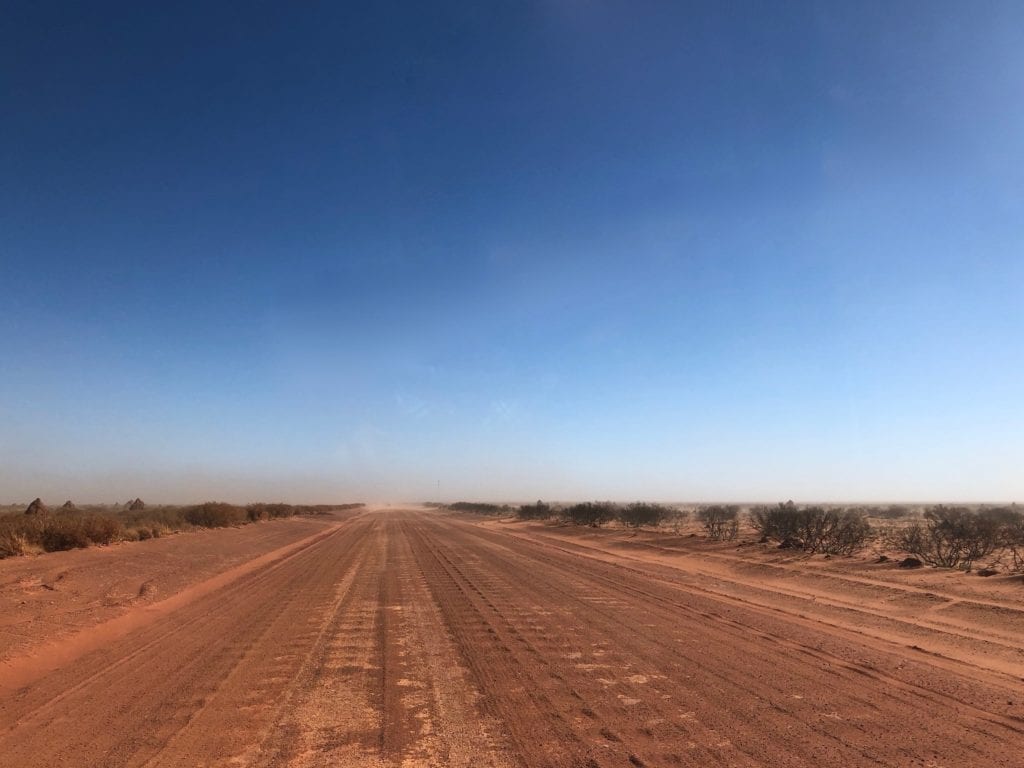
left=1, top=509, right=1021, bottom=766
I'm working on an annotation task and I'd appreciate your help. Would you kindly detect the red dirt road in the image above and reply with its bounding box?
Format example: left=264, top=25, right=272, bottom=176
left=1, top=509, right=1022, bottom=766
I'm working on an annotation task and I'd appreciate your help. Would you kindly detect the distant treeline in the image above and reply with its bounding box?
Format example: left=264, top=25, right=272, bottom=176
left=447, top=500, right=683, bottom=528
left=447, top=502, right=513, bottom=515
left=444, top=500, right=1024, bottom=573
left=0, top=502, right=364, bottom=559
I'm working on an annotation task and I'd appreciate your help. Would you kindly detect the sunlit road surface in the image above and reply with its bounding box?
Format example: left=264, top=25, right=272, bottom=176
left=1, top=509, right=1022, bottom=767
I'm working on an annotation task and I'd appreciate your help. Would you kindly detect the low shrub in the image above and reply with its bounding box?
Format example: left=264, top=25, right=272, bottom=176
left=247, top=502, right=297, bottom=521
left=562, top=502, right=619, bottom=527
left=664, top=508, right=690, bottom=533
left=749, top=501, right=802, bottom=542
left=809, top=509, right=872, bottom=555
left=0, top=500, right=360, bottom=560
left=1002, top=508, right=1024, bottom=572
left=39, top=517, right=91, bottom=551
left=697, top=505, right=740, bottom=540
left=749, top=502, right=871, bottom=554
left=872, top=504, right=915, bottom=520
left=0, top=527, right=28, bottom=558
left=184, top=502, right=248, bottom=528
left=890, top=506, right=1004, bottom=569
left=518, top=501, right=553, bottom=520
left=121, top=506, right=188, bottom=533
left=448, top=502, right=511, bottom=516
left=80, top=515, right=125, bottom=545
left=618, top=503, right=673, bottom=529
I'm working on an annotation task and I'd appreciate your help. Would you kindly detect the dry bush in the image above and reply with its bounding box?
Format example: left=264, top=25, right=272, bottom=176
left=749, top=501, right=802, bottom=542
left=79, top=515, right=125, bottom=545
left=247, top=503, right=299, bottom=521
left=665, top=508, right=690, bottom=533
left=812, top=509, right=872, bottom=555
left=517, top=501, right=553, bottom=520
left=0, top=527, right=28, bottom=558
left=562, top=502, right=619, bottom=527
left=871, top=504, right=915, bottom=520
left=791, top=507, right=871, bottom=555
left=0, top=515, right=46, bottom=557
left=121, top=509, right=185, bottom=541
left=697, top=505, right=740, bottom=540
left=39, top=517, right=92, bottom=551
left=618, top=503, right=673, bottom=529
left=32, top=514, right=124, bottom=552
left=749, top=502, right=871, bottom=554
left=0, top=500, right=359, bottom=559
left=448, top=502, right=510, bottom=516
left=184, top=502, right=248, bottom=528
left=1003, top=510, right=1024, bottom=572
left=891, top=506, right=1004, bottom=569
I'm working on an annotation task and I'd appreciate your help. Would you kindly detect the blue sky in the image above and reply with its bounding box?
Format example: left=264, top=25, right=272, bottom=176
left=2, top=2, right=1022, bottom=503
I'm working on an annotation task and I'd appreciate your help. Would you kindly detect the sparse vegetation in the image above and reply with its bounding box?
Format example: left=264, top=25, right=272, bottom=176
left=811, top=509, right=873, bottom=555
left=448, top=502, right=512, bottom=516
left=890, top=505, right=1009, bottom=570
left=562, top=502, right=619, bottom=527
left=665, top=507, right=690, bottom=533
left=697, top=505, right=740, bottom=540
left=749, top=502, right=872, bottom=555
left=1002, top=508, right=1024, bottom=572
left=749, top=501, right=802, bottom=542
left=439, top=498, right=1024, bottom=572
left=872, top=504, right=915, bottom=520
left=517, top=501, right=553, bottom=520
left=0, top=501, right=362, bottom=559
left=184, top=502, right=249, bottom=528
left=618, top=503, right=674, bottom=529
left=0, top=527, right=28, bottom=558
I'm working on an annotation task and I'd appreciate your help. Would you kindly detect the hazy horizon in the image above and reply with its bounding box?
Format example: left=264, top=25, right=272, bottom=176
left=3, top=3, right=1023, bottom=504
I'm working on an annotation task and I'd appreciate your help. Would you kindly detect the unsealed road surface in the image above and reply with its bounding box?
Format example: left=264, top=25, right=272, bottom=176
left=1, top=510, right=1021, bottom=766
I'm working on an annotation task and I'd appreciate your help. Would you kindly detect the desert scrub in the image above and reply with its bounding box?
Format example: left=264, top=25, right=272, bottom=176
left=447, top=502, right=512, bottom=516
left=517, top=501, right=554, bottom=520
left=562, top=502, right=619, bottom=527
left=0, top=501, right=360, bottom=559
left=184, top=502, right=249, bottom=528
left=890, top=506, right=1006, bottom=569
left=749, top=502, right=872, bottom=554
left=0, top=527, right=29, bottom=558
left=618, top=503, right=675, bottom=529
left=697, top=505, right=740, bottom=540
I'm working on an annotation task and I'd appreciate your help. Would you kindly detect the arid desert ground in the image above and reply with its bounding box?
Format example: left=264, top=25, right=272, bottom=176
left=1, top=505, right=1022, bottom=767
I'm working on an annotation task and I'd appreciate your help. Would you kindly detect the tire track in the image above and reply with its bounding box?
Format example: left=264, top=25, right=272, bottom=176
left=413, top=513, right=1024, bottom=767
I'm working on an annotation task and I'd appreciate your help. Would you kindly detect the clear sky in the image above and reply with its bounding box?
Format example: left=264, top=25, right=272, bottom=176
left=2, top=2, right=1022, bottom=504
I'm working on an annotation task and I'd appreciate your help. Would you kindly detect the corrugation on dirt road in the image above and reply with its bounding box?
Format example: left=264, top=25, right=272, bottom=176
left=1, top=509, right=1022, bottom=766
